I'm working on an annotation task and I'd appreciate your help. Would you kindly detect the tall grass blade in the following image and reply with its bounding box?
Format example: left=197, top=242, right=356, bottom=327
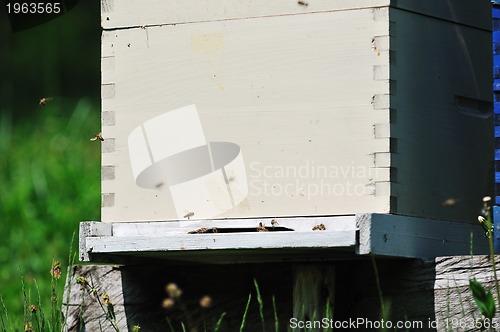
left=166, top=317, right=176, bottom=332
left=79, top=287, right=86, bottom=332
left=324, top=300, right=333, bottom=332
left=213, top=312, right=226, bottom=332
left=0, top=295, right=10, bottom=332
left=272, top=295, right=279, bottom=332
left=34, top=279, right=46, bottom=332
left=239, top=293, right=252, bottom=332
left=253, top=279, right=266, bottom=332
left=20, top=271, right=30, bottom=330
left=371, top=255, right=391, bottom=332
left=370, top=255, right=385, bottom=316
left=63, top=232, right=77, bottom=331
left=51, top=264, right=61, bottom=331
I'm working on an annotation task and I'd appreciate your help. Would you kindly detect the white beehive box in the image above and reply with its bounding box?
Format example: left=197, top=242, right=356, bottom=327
left=100, top=0, right=492, bottom=223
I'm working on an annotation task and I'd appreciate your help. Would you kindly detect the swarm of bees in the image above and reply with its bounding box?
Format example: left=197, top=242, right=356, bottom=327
left=312, top=224, right=326, bottom=231
left=90, top=132, right=104, bottom=141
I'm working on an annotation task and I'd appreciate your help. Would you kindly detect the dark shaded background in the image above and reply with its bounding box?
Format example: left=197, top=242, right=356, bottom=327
left=0, top=0, right=101, bottom=325
left=0, top=0, right=100, bottom=121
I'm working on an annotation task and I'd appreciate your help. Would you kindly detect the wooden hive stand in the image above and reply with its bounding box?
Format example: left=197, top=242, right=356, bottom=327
left=65, top=1, right=496, bottom=331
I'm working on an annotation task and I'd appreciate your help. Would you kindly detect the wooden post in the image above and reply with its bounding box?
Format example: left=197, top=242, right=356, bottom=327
left=64, top=255, right=500, bottom=331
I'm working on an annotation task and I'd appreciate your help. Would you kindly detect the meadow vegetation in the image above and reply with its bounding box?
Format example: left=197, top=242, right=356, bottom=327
left=0, top=98, right=100, bottom=328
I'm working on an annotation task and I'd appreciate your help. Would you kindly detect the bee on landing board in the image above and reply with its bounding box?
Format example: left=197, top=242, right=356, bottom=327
left=90, top=133, right=104, bottom=141
left=312, top=224, right=326, bottom=231
left=184, top=212, right=194, bottom=220
left=257, top=222, right=268, bottom=232
left=39, top=97, right=53, bottom=107
left=189, top=227, right=207, bottom=234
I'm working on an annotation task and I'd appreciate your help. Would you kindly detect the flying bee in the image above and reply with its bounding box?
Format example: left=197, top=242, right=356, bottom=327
left=441, top=198, right=457, bottom=206
left=39, top=97, right=53, bottom=106
left=298, top=1, right=309, bottom=6
left=184, top=212, right=194, bottom=220
left=90, top=133, right=104, bottom=141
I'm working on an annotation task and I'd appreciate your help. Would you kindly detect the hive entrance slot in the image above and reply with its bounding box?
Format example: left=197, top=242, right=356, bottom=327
left=188, top=227, right=294, bottom=234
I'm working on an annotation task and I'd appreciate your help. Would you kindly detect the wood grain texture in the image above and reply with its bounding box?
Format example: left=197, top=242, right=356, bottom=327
left=337, top=256, right=500, bottom=331
left=63, top=265, right=128, bottom=332
left=80, top=214, right=486, bottom=263
left=80, top=216, right=359, bottom=263
left=357, top=213, right=489, bottom=259
left=100, top=0, right=390, bottom=29
left=99, top=0, right=489, bottom=30
left=64, top=255, right=500, bottom=331
left=101, top=7, right=391, bottom=222
left=86, top=231, right=355, bottom=253
left=63, top=263, right=293, bottom=332
left=433, top=255, right=500, bottom=330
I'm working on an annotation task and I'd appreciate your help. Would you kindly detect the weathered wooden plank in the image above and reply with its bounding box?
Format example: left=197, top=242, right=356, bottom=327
left=357, top=213, right=489, bottom=259
left=101, top=0, right=390, bottom=29
left=79, top=222, right=112, bottom=261
left=433, top=255, right=500, bottom=331
left=81, top=216, right=359, bottom=263
left=81, top=213, right=488, bottom=263
left=63, top=265, right=128, bottom=332
left=100, top=0, right=489, bottom=31
left=86, top=231, right=356, bottom=255
left=64, top=263, right=293, bottom=332
left=335, top=256, right=500, bottom=332
left=65, top=255, right=500, bottom=332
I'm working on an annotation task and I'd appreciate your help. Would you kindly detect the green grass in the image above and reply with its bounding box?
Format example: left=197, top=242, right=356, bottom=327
left=0, top=98, right=100, bottom=327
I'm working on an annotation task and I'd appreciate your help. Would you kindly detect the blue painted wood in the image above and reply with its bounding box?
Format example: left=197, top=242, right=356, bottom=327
left=495, top=5, right=500, bottom=251
left=494, top=206, right=500, bottom=253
